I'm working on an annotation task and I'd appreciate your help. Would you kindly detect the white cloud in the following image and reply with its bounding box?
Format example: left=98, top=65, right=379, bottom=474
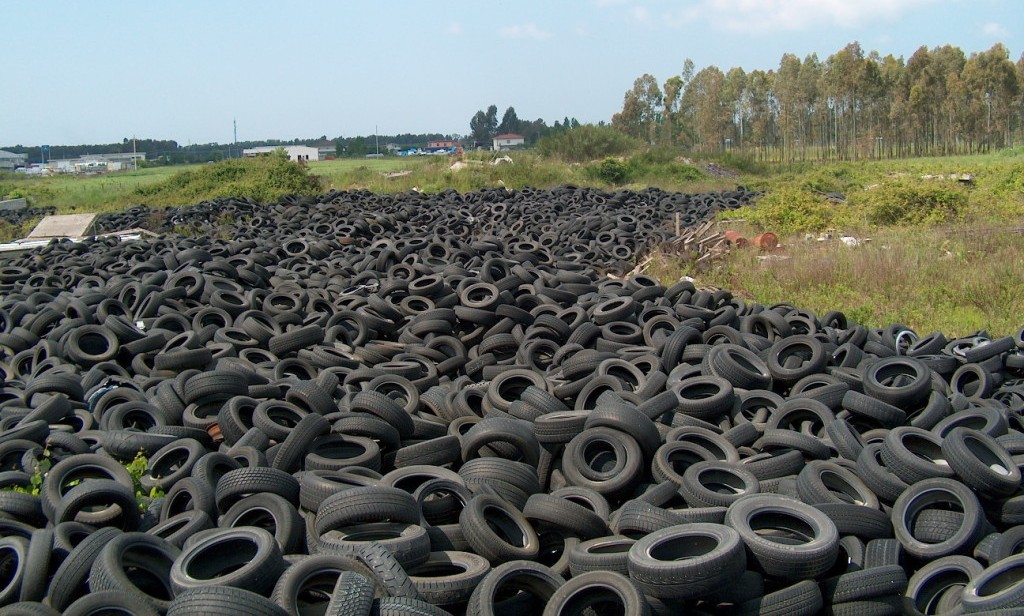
left=446, top=21, right=463, bottom=35
left=690, top=0, right=942, bottom=34
left=630, top=5, right=652, bottom=23
left=982, top=21, right=1008, bottom=37
left=499, top=23, right=553, bottom=40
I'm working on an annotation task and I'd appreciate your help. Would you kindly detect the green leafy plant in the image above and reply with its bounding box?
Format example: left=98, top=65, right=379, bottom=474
left=850, top=180, right=967, bottom=226
left=586, top=157, right=632, bottom=185
left=536, top=125, right=640, bottom=162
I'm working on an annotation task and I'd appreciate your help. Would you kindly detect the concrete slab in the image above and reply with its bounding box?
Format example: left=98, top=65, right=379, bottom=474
left=0, top=198, right=28, bottom=211
left=26, top=213, right=98, bottom=239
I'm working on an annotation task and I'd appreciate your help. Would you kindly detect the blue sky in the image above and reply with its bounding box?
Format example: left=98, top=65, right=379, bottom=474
left=3, top=0, right=1020, bottom=146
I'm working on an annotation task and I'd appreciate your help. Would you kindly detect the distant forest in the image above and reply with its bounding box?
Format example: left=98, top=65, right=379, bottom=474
left=611, top=42, right=1024, bottom=161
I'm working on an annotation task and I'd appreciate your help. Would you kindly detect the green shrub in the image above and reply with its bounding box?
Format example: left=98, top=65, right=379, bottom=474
left=128, top=152, right=323, bottom=205
left=721, top=186, right=841, bottom=234
left=850, top=180, right=967, bottom=226
left=586, top=157, right=631, bottom=185
left=536, top=125, right=640, bottom=163
left=710, top=151, right=766, bottom=175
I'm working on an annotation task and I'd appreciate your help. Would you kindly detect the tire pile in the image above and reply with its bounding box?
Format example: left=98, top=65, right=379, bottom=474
left=0, top=186, right=1021, bottom=615
left=0, top=206, right=57, bottom=228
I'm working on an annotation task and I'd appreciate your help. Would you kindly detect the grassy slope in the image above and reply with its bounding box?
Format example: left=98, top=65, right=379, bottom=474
left=658, top=149, right=1024, bottom=337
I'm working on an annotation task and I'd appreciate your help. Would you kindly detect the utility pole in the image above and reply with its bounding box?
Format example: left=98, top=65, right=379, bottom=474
left=133, top=136, right=137, bottom=170
left=233, top=118, right=238, bottom=159
left=375, top=125, right=380, bottom=156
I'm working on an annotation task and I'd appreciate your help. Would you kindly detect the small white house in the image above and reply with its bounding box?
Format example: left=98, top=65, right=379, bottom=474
left=242, top=145, right=319, bottom=162
left=492, top=134, right=525, bottom=151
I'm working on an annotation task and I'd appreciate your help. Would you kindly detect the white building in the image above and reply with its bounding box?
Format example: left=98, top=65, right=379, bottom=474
left=0, top=150, right=27, bottom=170
left=492, top=134, right=525, bottom=151
left=242, top=145, right=319, bottom=162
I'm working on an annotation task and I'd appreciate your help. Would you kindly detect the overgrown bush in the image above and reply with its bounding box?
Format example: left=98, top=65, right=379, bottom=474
left=850, top=180, right=967, bottom=226
left=536, top=125, right=640, bottom=163
left=586, top=157, right=631, bottom=185
left=721, top=186, right=843, bottom=234
left=128, top=152, right=323, bottom=205
left=710, top=151, right=766, bottom=175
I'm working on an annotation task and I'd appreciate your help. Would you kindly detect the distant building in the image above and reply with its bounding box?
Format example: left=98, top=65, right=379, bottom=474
left=84, top=152, right=146, bottom=165
left=242, top=145, right=319, bottom=162
left=0, top=150, right=27, bottom=170
left=493, top=134, right=525, bottom=151
left=317, top=145, right=337, bottom=160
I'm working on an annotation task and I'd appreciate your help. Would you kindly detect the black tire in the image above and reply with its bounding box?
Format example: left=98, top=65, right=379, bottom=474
left=406, top=551, right=491, bottom=608
left=855, top=443, right=910, bottom=505
left=672, top=376, right=735, bottom=421
left=324, top=571, right=375, bottom=616
left=318, top=522, right=431, bottom=570
left=705, top=343, right=773, bottom=390
left=460, top=416, right=540, bottom=467
left=627, top=523, right=745, bottom=599
left=392, top=435, right=460, bottom=469
left=542, top=570, right=649, bottom=616
left=53, top=478, right=140, bottom=531
left=679, top=461, right=760, bottom=508
left=812, top=503, right=894, bottom=539
left=62, top=589, right=161, bottom=616
left=568, top=535, right=635, bottom=578
left=880, top=426, right=955, bottom=485
left=561, top=427, right=643, bottom=497
left=269, top=556, right=372, bottom=616
left=862, top=356, right=933, bottom=409
left=725, top=494, right=839, bottom=581
left=161, top=476, right=218, bottom=521
left=735, top=579, right=823, bottom=616
left=45, top=526, right=122, bottom=612
left=40, top=453, right=135, bottom=523
left=459, top=494, right=539, bottom=565
left=961, top=554, right=1024, bottom=613
left=315, top=486, right=420, bottom=537
left=221, top=492, right=305, bottom=555
left=88, top=531, right=180, bottom=613
left=841, top=390, right=907, bottom=429
left=169, top=526, right=286, bottom=597
left=167, top=585, right=289, bottom=616
left=942, top=427, right=1021, bottom=497
left=766, top=335, right=828, bottom=387
left=0, top=536, right=28, bottom=606
left=350, top=391, right=415, bottom=440
left=583, top=404, right=661, bottom=458
left=820, top=564, right=908, bottom=603
left=892, top=477, right=985, bottom=560
left=826, top=418, right=866, bottom=462
left=270, top=412, right=331, bottom=473
left=464, top=560, right=563, bottom=616
left=139, top=438, right=208, bottom=493
left=904, top=554, right=983, bottom=616
left=796, top=460, right=880, bottom=509
left=19, top=528, right=53, bottom=603
left=0, top=601, right=62, bottom=616
left=215, top=466, right=300, bottom=513
left=522, top=493, right=608, bottom=539
left=146, top=510, right=214, bottom=549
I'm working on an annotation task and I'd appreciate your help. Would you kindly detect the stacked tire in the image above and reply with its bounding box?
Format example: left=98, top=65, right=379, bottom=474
left=0, top=185, right=1020, bottom=614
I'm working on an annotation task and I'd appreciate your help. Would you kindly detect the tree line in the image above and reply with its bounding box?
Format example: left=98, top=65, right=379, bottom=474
left=468, top=105, right=580, bottom=147
left=612, top=42, right=1024, bottom=161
